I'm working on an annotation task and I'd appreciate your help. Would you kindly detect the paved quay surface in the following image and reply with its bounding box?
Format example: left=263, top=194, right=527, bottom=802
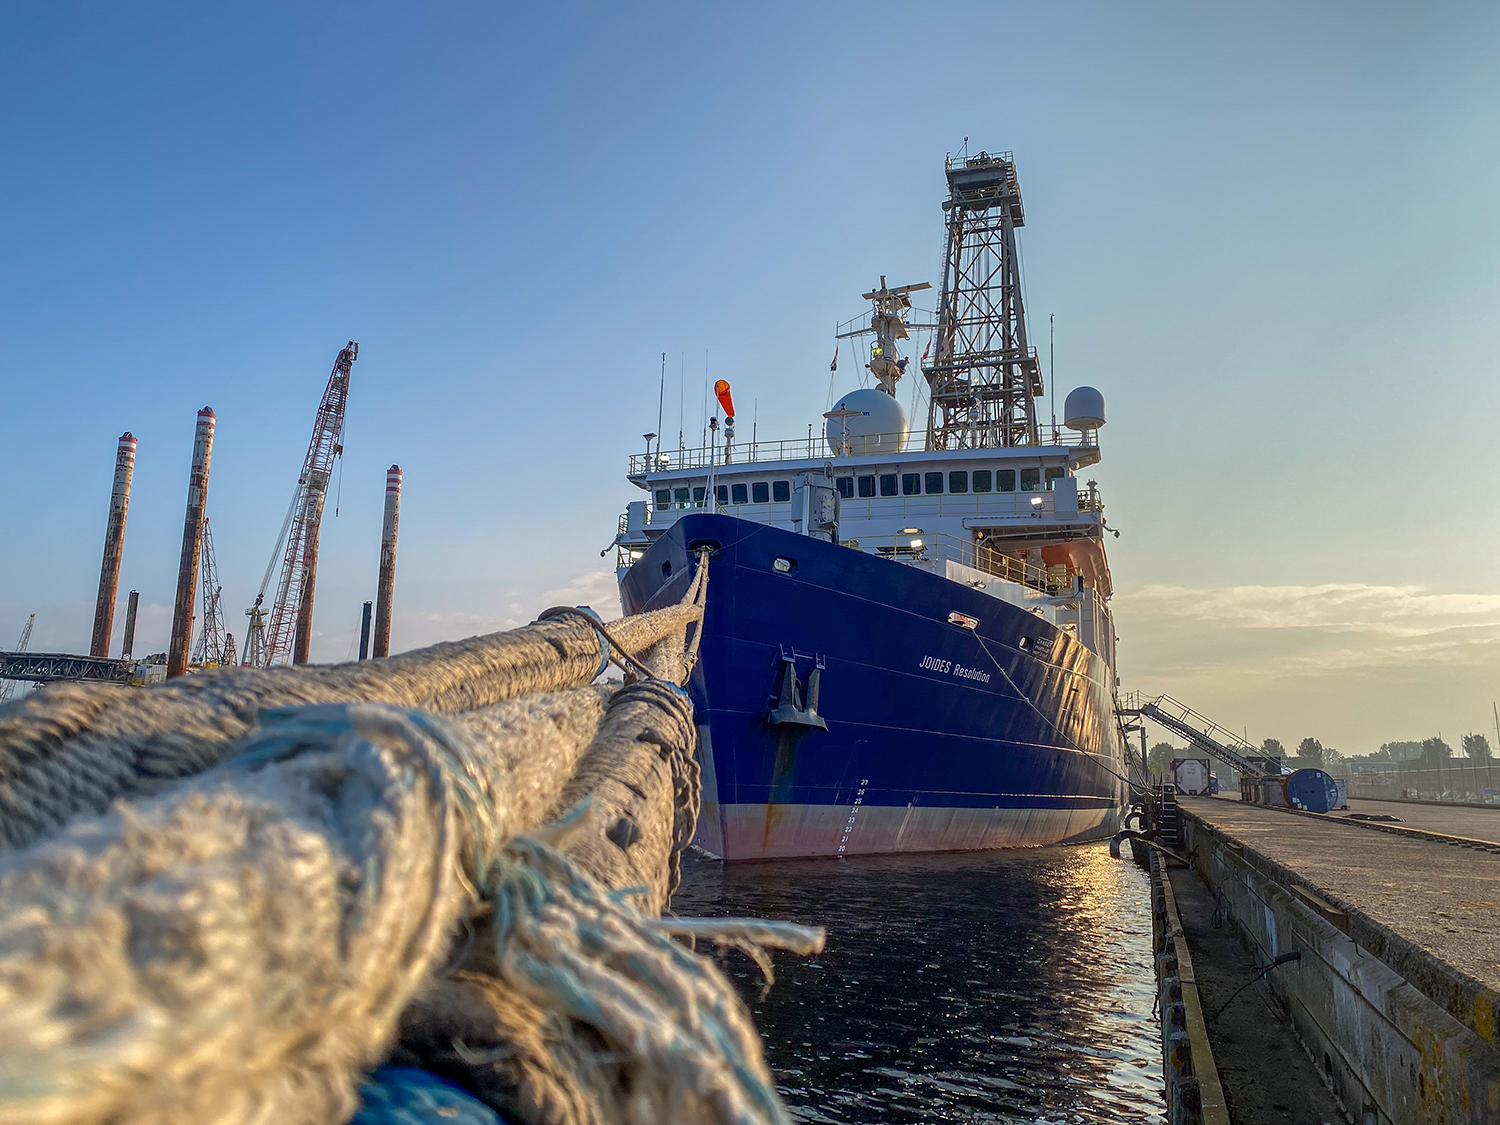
left=1343, top=796, right=1500, bottom=845
left=1179, top=796, right=1500, bottom=993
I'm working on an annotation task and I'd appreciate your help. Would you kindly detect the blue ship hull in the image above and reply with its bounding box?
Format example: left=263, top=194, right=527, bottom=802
left=620, top=513, right=1128, bottom=860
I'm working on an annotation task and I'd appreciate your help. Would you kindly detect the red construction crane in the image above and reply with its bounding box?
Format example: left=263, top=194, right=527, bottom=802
left=243, top=342, right=357, bottom=667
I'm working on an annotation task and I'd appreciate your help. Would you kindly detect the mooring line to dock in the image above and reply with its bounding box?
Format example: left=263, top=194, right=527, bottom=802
left=0, top=555, right=827, bottom=1125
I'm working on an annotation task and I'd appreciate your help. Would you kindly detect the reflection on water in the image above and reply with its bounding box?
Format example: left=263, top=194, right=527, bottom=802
left=673, top=843, right=1164, bottom=1124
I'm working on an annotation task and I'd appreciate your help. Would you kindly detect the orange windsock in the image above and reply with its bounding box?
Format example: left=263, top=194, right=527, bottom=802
left=714, top=379, right=736, bottom=419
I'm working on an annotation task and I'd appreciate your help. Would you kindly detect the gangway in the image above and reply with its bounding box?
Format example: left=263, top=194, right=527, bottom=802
left=1118, top=691, right=1271, bottom=778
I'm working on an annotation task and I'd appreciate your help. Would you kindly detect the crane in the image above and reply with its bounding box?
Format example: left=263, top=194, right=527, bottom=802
left=0, top=614, right=35, bottom=703
left=243, top=342, right=357, bottom=667
left=191, top=518, right=232, bottom=667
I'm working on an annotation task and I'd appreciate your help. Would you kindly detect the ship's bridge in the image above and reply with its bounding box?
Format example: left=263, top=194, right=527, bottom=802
left=616, top=424, right=1110, bottom=592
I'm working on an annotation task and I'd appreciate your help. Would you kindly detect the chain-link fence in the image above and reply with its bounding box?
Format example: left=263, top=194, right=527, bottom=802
left=1344, top=760, right=1499, bottom=804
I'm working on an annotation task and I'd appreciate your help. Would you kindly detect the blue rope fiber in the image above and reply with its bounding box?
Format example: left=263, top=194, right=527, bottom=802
left=352, top=1067, right=510, bottom=1125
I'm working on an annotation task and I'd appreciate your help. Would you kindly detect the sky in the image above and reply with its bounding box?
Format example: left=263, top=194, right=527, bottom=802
left=1, top=2, right=1497, bottom=755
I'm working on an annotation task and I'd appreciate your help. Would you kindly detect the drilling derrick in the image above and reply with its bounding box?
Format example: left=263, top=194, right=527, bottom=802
left=245, top=342, right=356, bottom=667
left=191, top=518, right=231, bottom=667
left=923, top=151, right=1044, bottom=450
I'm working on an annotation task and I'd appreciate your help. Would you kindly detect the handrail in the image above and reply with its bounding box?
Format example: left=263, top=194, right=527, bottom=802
left=847, top=531, right=1078, bottom=595
left=1128, top=693, right=1268, bottom=777
left=630, top=424, right=1100, bottom=475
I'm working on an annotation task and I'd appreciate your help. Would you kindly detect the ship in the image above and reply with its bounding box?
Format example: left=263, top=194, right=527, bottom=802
left=612, top=151, right=1129, bottom=860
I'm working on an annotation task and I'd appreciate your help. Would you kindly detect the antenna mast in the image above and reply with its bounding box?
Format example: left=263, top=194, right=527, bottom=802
left=247, top=341, right=357, bottom=667
left=923, top=150, right=1043, bottom=450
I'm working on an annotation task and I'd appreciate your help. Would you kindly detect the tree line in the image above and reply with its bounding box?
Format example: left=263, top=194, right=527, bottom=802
left=1145, top=732, right=1493, bottom=777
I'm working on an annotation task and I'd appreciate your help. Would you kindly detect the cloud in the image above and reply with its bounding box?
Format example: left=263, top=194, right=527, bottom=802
left=536, top=572, right=622, bottom=621
left=1121, top=583, right=1500, bottom=638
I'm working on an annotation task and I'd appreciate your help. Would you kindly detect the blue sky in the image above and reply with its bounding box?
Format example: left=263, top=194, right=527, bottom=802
left=2, top=2, right=1497, bottom=752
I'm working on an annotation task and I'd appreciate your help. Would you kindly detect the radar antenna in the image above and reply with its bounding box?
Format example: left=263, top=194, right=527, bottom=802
left=835, top=276, right=933, bottom=397
left=923, top=151, right=1044, bottom=449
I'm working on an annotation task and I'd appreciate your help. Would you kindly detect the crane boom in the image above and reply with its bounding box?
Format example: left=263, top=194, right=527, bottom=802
left=0, top=614, right=36, bottom=703
left=248, top=341, right=357, bottom=667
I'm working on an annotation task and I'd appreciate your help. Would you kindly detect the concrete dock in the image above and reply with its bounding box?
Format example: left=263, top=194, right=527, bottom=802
left=1169, top=795, right=1500, bottom=1123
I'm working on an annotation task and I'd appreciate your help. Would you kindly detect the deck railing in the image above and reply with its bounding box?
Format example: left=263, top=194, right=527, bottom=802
left=629, top=424, right=1099, bottom=475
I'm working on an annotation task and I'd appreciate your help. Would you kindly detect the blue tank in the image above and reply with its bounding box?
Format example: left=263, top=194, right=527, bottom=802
left=1285, top=768, right=1338, bottom=814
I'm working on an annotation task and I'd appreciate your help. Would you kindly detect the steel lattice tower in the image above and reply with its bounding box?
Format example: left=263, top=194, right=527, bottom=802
left=191, top=518, right=231, bottom=666
left=922, top=151, right=1044, bottom=450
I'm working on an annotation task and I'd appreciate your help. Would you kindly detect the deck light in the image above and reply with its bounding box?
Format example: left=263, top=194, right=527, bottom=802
left=899, top=527, right=921, bottom=534
left=909, top=539, right=924, bottom=548
left=1029, top=496, right=1044, bottom=508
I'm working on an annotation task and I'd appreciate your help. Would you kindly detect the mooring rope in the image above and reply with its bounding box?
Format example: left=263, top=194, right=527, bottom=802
left=0, top=552, right=826, bottom=1125
left=0, top=599, right=702, bottom=851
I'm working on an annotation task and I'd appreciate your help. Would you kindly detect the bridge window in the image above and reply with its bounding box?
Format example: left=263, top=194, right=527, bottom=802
left=880, top=473, right=898, bottom=496
left=949, top=470, right=968, bottom=494
left=772, top=480, right=790, bottom=503
left=673, top=487, right=690, bottom=507
left=902, top=473, right=920, bottom=496
left=997, top=469, right=1016, bottom=492
left=655, top=489, right=671, bottom=510
left=1020, top=468, right=1040, bottom=492
left=1045, top=466, right=1065, bottom=490
left=858, top=475, right=876, bottom=498
left=693, top=487, right=706, bottom=505
left=972, top=470, right=992, bottom=493
left=715, top=485, right=728, bottom=505
left=925, top=471, right=944, bottom=494
left=752, top=482, right=770, bottom=504
left=732, top=482, right=748, bottom=504
left=836, top=477, right=854, bottom=499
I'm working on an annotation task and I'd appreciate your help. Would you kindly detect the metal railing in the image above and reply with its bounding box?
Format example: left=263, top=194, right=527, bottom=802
left=630, top=425, right=1100, bottom=474
left=845, top=531, right=1080, bottom=594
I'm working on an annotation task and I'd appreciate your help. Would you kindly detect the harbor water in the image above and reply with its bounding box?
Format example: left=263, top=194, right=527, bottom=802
left=674, top=844, right=1165, bottom=1124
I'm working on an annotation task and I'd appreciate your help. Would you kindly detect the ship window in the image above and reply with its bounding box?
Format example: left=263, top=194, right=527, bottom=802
left=655, top=489, right=671, bottom=510
left=752, top=481, right=770, bottom=504
left=858, top=475, right=876, bottom=498
left=902, top=473, right=920, bottom=496
left=693, top=486, right=706, bottom=505
left=925, top=471, right=944, bottom=494
left=674, top=487, right=690, bottom=507
left=836, top=477, right=854, bottom=499
left=1045, top=466, right=1065, bottom=490
left=997, top=469, right=1016, bottom=492
left=772, top=480, right=790, bottom=503
left=1020, top=468, right=1040, bottom=491
left=949, top=470, right=968, bottom=494
left=715, top=485, right=728, bottom=505
left=732, top=482, right=748, bottom=504
left=972, top=470, right=992, bottom=493
left=880, top=473, right=898, bottom=496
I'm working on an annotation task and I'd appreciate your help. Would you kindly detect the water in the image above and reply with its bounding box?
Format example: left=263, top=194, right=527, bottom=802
left=673, top=843, right=1165, bottom=1124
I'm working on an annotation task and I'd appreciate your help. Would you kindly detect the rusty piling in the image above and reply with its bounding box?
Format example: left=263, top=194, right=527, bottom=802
left=90, top=432, right=137, bottom=657
left=166, top=408, right=215, bottom=679
left=121, top=590, right=140, bottom=659
left=372, top=464, right=401, bottom=658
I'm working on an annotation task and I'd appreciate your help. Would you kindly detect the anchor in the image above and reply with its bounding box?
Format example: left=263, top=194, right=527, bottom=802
left=767, top=649, right=828, bottom=730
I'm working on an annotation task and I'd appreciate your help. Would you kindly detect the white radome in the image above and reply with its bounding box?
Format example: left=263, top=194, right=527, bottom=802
left=825, top=388, right=908, bottom=456
left=1063, top=386, right=1106, bottom=431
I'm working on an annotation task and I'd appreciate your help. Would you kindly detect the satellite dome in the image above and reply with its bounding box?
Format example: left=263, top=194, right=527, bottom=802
left=825, top=388, right=908, bottom=456
left=1063, top=386, right=1105, bottom=431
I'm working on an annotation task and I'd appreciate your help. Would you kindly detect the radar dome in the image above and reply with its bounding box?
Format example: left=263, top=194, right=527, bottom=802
left=1063, top=386, right=1106, bottom=431
left=825, top=388, right=908, bottom=456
